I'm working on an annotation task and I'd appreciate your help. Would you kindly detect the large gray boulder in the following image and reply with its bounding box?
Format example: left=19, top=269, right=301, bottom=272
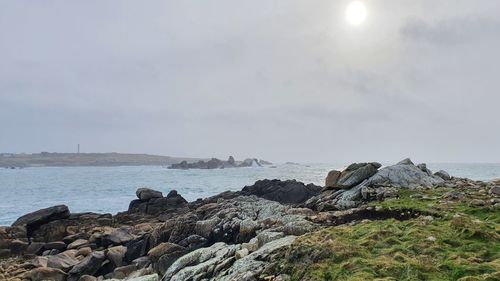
left=162, top=242, right=240, bottom=281
left=336, top=162, right=381, bottom=188
left=363, top=161, right=444, bottom=188
left=307, top=159, right=446, bottom=211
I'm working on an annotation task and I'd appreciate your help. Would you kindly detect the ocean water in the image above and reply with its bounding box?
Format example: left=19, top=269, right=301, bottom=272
left=1, top=163, right=499, bottom=226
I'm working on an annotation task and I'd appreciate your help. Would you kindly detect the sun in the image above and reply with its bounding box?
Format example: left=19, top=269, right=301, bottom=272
left=345, top=1, right=367, bottom=26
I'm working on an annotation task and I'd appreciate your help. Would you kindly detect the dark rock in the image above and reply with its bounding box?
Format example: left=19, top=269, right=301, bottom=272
left=102, top=228, right=134, bottom=246
left=490, top=186, right=500, bottom=196
left=149, top=243, right=187, bottom=275
left=178, top=235, right=207, bottom=251
left=25, top=242, right=45, bottom=255
left=136, top=188, right=163, bottom=201
left=47, top=250, right=79, bottom=272
left=63, top=233, right=90, bottom=245
left=124, top=235, right=153, bottom=263
left=336, top=163, right=380, bottom=188
left=44, top=241, right=67, bottom=252
left=67, top=251, right=106, bottom=280
left=241, top=179, right=322, bottom=204
left=128, top=190, right=187, bottom=216
left=435, top=170, right=452, bottom=181
left=25, top=267, right=67, bottom=281
left=12, top=205, right=70, bottom=237
left=0, top=248, right=11, bottom=258
left=10, top=239, right=29, bottom=255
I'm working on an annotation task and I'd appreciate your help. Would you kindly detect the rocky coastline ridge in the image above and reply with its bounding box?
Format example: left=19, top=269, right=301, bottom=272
left=1, top=158, right=499, bottom=281
left=168, top=156, right=271, bottom=170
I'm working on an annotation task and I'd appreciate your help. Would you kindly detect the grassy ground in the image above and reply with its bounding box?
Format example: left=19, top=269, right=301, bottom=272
left=279, top=187, right=500, bottom=281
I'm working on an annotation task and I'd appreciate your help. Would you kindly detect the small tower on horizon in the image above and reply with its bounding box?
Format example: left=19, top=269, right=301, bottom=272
left=77, top=144, right=80, bottom=154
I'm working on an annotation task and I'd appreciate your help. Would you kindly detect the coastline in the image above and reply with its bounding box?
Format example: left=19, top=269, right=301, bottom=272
left=0, top=159, right=499, bottom=280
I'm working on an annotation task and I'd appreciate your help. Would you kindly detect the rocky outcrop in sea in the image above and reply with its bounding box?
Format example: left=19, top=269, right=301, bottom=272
left=1, top=158, right=499, bottom=281
left=168, top=156, right=271, bottom=170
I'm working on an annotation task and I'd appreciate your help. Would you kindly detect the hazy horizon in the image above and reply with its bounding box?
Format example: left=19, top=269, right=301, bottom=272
left=1, top=0, right=500, bottom=163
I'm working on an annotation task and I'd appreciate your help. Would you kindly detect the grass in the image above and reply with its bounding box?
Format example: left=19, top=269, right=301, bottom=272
left=278, top=187, right=500, bottom=281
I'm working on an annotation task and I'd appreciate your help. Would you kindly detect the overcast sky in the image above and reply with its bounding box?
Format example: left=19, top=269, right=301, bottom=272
left=1, top=0, right=499, bottom=163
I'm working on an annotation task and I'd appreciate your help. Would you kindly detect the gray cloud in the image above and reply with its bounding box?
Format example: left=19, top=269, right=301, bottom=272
left=1, top=0, right=500, bottom=163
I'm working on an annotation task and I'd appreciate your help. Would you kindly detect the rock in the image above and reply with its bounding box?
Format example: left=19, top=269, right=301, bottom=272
left=241, top=179, right=322, bottom=204
left=112, top=264, right=137, bottom=279
left=76, top=247, right=92, bottom=257
left=136, top=188, right=163, bottom=201
left=127, top=274, right=159, bottom=281
left=67, top=239, right=89, bottom=250
left=25, top=242, right=45, bottom=255
left=470, top=199, right=486, bottom=207
left=10, top=239, right=29, bottom=255
left=238, top=219, right=259, bottom=241
left=47, top=250, right=79, bottom=272
left=44, top=241, right=67, bottom=252
left=336, top=163, right=380, bottom=188
left=194, top=217, right=220, bottom=238
left=216, top=236, right=297, bottom=281
left=178, top=235, right=207, bottom=251
left=78, top=275, right=97, bottom=281
left=241, top=238, right=258, bottom=253
left=435, top=170, right=452, bottom=181
left=30, top=256, right=49, bottom=268
left=325, top=170, right=341, bottom=188
left=102, top=228, right=134, bottom=246
left=148, top=243, right=186, bottom=275
left=235, top=248, right=249, bottom=259
left=489, top=186, right=500, bottom=196
left=24, top=267, right=67, bottom=281
left=417, top=163, right=433, bottom=176
left=128, top=190, right=187, bottom=215
left=162, top=242, right=240, bottom=280
left=68, top=251, right=106, bottom=279
left=397, top=158, right=414, bottom=165
left=107, top=245, right=127, bottom=268
left=148, top=242, right=185, bottom=262
left=0, top=249, right=10, bottom=258
left=125, top=235, right=153, bottom=263
left=63, top=233, right=90, bottom=244
left=256, top=232, right=284, bottom=247
left=363, top=160, right=444, bottom=188
left=12, top=205, right=70, bottom=236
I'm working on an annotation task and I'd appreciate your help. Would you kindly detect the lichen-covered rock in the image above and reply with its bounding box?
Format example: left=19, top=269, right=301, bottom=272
left=163, top=242, right=240, bottom=280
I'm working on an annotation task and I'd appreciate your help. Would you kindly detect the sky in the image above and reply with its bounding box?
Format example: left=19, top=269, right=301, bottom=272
left=1, top=0, right=500, bottom=163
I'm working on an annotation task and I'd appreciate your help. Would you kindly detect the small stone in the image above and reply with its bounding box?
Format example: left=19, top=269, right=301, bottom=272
left=235, top=248, right=249, bottom=259
left=470, top=199, right=486, bottom=207
left=427, top=236, right=436, bottom=242
left=67, top=239, right=88, bottom=250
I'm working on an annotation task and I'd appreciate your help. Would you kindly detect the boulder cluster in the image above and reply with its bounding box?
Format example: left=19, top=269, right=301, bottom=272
left=168, top=156, right=271, bottom=170
left=1, top=158, right=499, bottom=281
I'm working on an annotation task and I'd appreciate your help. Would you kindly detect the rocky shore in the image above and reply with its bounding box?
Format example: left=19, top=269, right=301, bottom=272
left=168, top=156, right=271, bottom=169
left=1, top=159, right=499, bottom=281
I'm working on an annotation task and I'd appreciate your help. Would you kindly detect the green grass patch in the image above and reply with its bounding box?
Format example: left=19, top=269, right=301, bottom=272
left=280, top=188, right=500, bottom=281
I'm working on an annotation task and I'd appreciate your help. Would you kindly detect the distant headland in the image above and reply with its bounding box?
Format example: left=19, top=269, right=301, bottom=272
left=0, top=153, right=200, bottom=168
left=0, top=153, right=272, bottom=168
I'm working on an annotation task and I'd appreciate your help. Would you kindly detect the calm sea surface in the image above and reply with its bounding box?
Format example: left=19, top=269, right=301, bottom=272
left=1, top=163, right=499, bottom=226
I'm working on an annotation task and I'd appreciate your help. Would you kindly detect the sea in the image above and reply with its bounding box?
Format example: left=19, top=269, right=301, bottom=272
left=1, top=163, right=500, bottom=226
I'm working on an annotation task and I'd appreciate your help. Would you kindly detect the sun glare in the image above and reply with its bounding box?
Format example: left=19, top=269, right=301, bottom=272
left=345, top=1, right=367, bottom=26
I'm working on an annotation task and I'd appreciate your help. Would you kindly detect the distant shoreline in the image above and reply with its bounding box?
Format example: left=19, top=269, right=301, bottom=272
left=0, top=152, right=202, bottom=168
